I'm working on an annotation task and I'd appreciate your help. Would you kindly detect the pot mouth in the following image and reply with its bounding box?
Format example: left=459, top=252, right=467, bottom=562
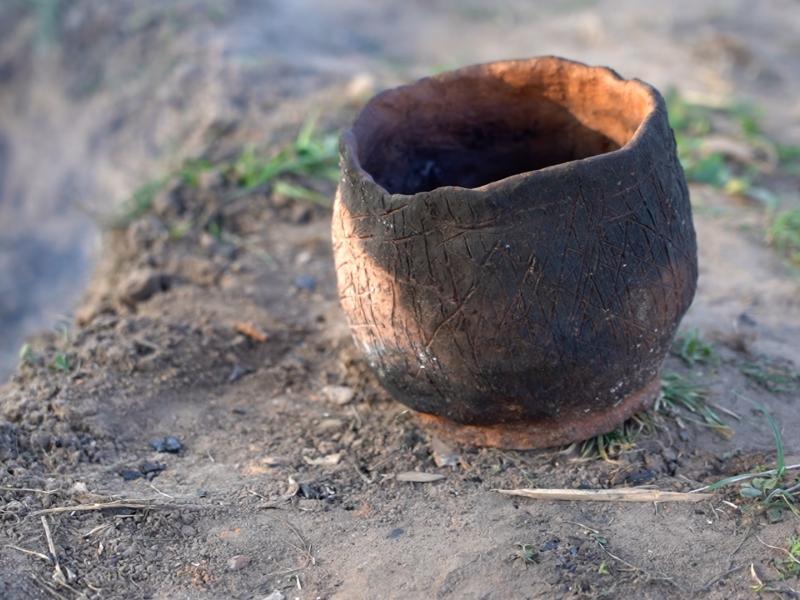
left=345, top=57, right=659, bottom=197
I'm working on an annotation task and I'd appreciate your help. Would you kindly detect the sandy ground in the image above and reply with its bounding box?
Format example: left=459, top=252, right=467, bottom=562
left=1, top=1, right=799, bottom=598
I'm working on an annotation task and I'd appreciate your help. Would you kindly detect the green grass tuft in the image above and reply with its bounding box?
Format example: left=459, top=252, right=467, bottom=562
left=178, top=158, right=213, bottom=188
left=657, top=372, right=731, bottom=435
left=18, top=343, right=35, bottom=366
left=778, top=537, right=800, bottom=578
left=767, top=208, right=800, bottom=266
left=682, top=152, right=732, bottom=188
left=777, top=144, right=800, bottom=176
left=741, top=360, right=799, bottom=393
left=107, top=116, right=339, bottom=229
left=230, top=117, right=339, bottom=195
left=51, top=351, right=72, bottom=373
left=702, top=406, right=798, bottom=522
left=578, top=417, right=651, bottom=462
left=110, top=178, right=167, bottom=228
left=730, top=102, right=763, bottom=139
left=29, top=0, right=62, bottom=48
left=666, top=89, right=713, bottom=138
left=273, top=180, right=331, bottom=207
left=665, top=90, right=795, bottom=203
left=511, top=544, right=539, bottom=566
left=671, top=329, right=715, bottom=367
left=577, top=368, right=732, bottom=462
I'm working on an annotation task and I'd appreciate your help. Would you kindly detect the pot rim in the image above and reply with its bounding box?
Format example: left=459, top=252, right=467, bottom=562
left=341, top=56, right=666, bottom=201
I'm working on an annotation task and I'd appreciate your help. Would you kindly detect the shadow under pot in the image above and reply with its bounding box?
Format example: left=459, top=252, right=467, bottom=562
left=332, top=56, right=698, bottom=449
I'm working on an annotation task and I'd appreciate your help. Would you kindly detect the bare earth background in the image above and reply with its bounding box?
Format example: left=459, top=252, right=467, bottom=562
left=1, top=1, right=799, bottom=599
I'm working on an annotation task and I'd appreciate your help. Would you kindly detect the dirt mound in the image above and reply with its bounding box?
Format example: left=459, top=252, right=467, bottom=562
left=0, top=102, right=798, bottom=597
left=2, top=2, right=800, bottom=598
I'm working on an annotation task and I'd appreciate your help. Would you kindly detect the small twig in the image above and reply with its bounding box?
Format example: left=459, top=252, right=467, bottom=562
left=563, top=520, right=600, bottom=535
left=41, top=516, right=68, bottom=586
left=41, top=516, right=58, bottom=565
left=83, top=524, right=111, bottom=538
left=701, top=564, right=746, bottom=591
left=147, top=483, right=176, bottom=499
left=757, top=536, right=800, bottom=565
left=5, top=544, right=52, bottom=563
left=709, top=402, right=742, bottom=420
left=31, top=575, right=68, bottom=600
left=284, top=519, right=315, bottom=567
left=349, top=460, right=374, bottom=485
left=731, top=525, right=753, bottom=559
left=261, top=517, right=316, bottom=579
left=246, top=488, right=268, bottom=501
left=33, top=499, right=166, bottom=515
left=0, top=486, right=59, bottom=495
left=494, top=487, right=711, bottom=503
left=350, top=405, right=363, bottom=429
left=570, top=522, right=681, bottom=590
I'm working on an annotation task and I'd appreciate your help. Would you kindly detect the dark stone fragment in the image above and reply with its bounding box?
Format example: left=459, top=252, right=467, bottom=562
left=120, top=469, right=142, bottom=481
left=625, top=468, right=656, bottom=486
left=228, top=364, right=252, bottom=383
left=140, top=462, right=166, bottom=480
left=298, top=482, right=336, bottom=500
left=150, top=436, right=182, bottom=453
left=294, top=275, right=317, bottom=291
left=541, top=539, right=559, bottom=552
left=162, top=436, right=182, bottom=453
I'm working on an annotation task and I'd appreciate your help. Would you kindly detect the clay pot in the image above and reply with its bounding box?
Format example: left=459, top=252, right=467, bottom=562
left=332, top=57, right=697, bottom=449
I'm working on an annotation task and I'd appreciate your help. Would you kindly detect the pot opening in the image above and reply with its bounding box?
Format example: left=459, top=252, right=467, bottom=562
left=352, top=59, right=655, bottom=195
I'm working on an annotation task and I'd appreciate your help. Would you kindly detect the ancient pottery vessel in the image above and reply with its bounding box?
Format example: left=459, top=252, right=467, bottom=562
left=332, top=57, right=697, bottom=449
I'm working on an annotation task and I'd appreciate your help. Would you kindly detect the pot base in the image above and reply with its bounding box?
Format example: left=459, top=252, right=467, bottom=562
left=415, top=375, right=661, bottom=450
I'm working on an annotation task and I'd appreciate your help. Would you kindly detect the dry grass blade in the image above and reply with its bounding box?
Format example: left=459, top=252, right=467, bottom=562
left=0, top=486, right=59, bottom=495
left=756, top=536, right=800, bottom=566
left=396, top=471, right=445, bottom=483
left=5, top=544, right=52, bottom=563
left=494, top=487, right=711, bottom=503
left=41, top=516, right=73, bottom=587
left=33, top=499, right=167, bottom=515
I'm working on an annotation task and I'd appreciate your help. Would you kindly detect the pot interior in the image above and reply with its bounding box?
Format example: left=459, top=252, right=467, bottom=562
left=352, top=59, right=654, bottom=195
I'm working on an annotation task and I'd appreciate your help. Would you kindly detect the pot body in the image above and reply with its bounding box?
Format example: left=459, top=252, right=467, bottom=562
left=332, top=57, right=697, bottom=448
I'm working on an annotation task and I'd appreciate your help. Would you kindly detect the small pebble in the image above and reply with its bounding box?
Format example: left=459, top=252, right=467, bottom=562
left=299, top=482, right=336, bottom=500
left=294, top=274, right=317, bottom=291
left=625, top=469, right=656, bottom=486
left=542, top=539, right=559, bottom=552
left=140, top=461, right=165, bottom=475
left=120, top=469, right=142, bottom=481
left=119, top=269, right=170, bottom=304
left=150, top=436, right=182, bottom=453
left=321, top=385, right=354, bottom=406
left=228, top=364, right=252, bottom=383
left=227, top=554, right=251, bottom=571
left=262, top=591, right=285, bottom=600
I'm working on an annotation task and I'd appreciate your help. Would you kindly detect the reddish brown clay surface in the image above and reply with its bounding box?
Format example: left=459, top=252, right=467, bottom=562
left=333, top=57, right=698, bottom=448
left=416, top=375, right=662, bottom=449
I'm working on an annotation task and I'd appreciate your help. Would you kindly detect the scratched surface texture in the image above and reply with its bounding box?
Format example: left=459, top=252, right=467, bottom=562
left=333, top=58, right=698, bottom=447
